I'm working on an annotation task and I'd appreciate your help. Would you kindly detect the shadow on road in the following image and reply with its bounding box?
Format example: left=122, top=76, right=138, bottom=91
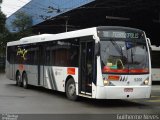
left=78, top=97, right=149, bottom=108
left=5, top=83, right=150, bottom=109
left=5, top=83, right=66, bottom=99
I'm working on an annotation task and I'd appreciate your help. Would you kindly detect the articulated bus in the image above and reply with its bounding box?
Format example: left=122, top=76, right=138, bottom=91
left=150, top=45, right=160, bottom=81
left=6, top=26, right=151, bottom=100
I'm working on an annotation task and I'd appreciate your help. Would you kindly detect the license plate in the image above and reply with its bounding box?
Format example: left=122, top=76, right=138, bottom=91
left=124, top=88, right=133, bottom=92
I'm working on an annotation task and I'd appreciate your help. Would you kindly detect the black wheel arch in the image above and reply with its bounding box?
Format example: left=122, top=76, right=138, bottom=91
left=15, top=70, right=20, bottom=80
left=65, top=75, right=78, bottom=101
left=22, top=71, right=27, bottom=78
left=22, top=71, right=28, bottom=89
left=65, top=75, right=74, bottom=91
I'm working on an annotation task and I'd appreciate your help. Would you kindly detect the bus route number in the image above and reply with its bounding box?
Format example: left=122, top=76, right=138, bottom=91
left=134, top=78, right=142, bottom=82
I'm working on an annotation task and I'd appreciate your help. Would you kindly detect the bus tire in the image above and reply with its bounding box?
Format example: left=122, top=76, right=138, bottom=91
left=16, top=71, right=22, bottom=87
left=22, top=72, right=28, bottom=89
left=66, top=78, right=78, bottom=101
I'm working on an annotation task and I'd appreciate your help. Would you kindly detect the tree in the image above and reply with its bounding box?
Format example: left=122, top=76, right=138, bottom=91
left=12, top=11, right=32, bottom=32
left=0, top=0, right=5, bottom=33
left=0, top=0, right=7, bottom=57
left=0, top=4, right=33, bottom=58
left=0, top=11, right=5, bottom=33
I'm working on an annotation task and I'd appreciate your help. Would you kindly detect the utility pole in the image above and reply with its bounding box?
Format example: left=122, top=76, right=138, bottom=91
left=65, top=18, right=69, bottom=32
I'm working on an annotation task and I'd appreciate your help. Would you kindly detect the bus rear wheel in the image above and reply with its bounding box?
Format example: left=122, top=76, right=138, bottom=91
left=16, top=72, right=22, bottom=87
left=66, top=78, right=78, bottom=101
left=22, top=73, right=28, bottom=89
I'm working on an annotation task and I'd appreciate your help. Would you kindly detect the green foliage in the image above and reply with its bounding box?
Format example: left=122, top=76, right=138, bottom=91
left=0, top=11, right=33, bottom=56
left=0, top=4, right=33, bottom=57
left=0, top=30, right=10, bottom=56
left=12, top=11, right=32, bottom=32
left=0, top=11, right=6, bottom=33
left=0, top=6, right=6, bottom=56
left=0, top=28, right=34, bottom=55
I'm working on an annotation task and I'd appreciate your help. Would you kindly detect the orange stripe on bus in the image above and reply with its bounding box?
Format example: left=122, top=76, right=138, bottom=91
left=67, top=68, right=75, bottom=75
left=108, top=75, right=120, bottom=81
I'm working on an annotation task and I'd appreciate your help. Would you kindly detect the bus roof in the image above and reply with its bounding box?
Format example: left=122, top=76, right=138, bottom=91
left=7, top=26, right=144, bottom=46
left=7, top=27, right=97, bottom=46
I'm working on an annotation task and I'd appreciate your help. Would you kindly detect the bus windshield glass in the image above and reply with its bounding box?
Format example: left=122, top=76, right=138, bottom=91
left=99, top=30, right=149, bottom=74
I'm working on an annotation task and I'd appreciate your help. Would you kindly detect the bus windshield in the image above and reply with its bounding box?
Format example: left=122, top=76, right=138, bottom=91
left=100, top=38, right=149, bottom=74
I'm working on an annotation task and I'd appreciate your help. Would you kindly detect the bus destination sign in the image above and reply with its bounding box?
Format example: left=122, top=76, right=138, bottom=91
left=101, top=31, right=141, bottom=39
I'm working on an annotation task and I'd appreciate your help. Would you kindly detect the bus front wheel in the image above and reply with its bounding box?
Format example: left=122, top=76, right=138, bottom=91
left=66, top=78, right=78, bottom=101
left=22, top=73, right=28, bottom=89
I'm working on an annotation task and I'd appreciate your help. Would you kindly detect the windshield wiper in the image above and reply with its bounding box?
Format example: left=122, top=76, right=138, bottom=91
left=110, top=39, right=124, bottom=58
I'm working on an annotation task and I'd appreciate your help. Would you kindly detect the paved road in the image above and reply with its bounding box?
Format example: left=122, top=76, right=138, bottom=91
left=0, top=73, right=160, bottom=114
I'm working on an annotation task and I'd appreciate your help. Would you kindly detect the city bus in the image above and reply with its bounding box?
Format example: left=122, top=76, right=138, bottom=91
left=6, top=26, right=151, bottom=100
left=150, top=45, right=160, bottom=81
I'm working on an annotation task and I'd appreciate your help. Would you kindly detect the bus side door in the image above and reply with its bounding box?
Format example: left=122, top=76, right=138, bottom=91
left=79, top=38, right=94, bottom=95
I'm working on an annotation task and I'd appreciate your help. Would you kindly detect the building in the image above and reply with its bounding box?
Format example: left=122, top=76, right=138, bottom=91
left=6, top=0, right=160, bottom=45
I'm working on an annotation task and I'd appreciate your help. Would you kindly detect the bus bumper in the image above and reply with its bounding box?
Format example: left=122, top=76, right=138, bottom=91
left=96, top=86, right=151, bottom=99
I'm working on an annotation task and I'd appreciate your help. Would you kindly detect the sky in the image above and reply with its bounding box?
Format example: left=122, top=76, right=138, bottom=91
left=1, top=0, right=31, bottom=17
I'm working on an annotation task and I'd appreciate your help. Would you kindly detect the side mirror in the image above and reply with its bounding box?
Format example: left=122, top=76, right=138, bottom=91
left=146, top=38, right=151, bottom=46
left=146, top=38, right=152, bottom=53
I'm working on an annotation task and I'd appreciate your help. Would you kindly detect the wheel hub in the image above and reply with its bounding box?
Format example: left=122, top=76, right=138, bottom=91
left=68, top=84, right=75, bottom=96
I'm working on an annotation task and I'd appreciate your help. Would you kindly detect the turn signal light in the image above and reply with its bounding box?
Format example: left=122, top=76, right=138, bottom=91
left=108, top=76, right=120, bottom=81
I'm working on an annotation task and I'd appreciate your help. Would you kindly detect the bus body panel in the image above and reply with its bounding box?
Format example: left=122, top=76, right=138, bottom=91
left=6, top=62, right=16, bottom=80
left=96, top=86, right=151, bottom=99
left=102, top=74, right=150, bottom=86
left=96, top=56, right=103, bottom=86
left=6, top=61, right=12, bottom=80
left=151, top=68, right=160, bottom=81
left=43, top=66, right=79, bottom=93
left=150, top=45, right=160, bottom=81
left=95, top=74, right=151, bottom=99
left=91, top=82, right=97, bottom=98
left=11, top=65, right=79, bottom=93
left=25, top=65, right=38, bottom=86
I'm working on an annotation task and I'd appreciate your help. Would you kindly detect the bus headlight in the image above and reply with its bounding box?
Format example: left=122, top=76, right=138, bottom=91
left=143, top=77, right=149, bottom=85
left=144, top=80, right=149, bottom=85
left=103, top=77, right=110, bottom=86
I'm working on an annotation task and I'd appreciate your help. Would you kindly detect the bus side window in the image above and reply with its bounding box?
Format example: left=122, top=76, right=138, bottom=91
left=7, top=46, right=16, bottom=64
left=45, top=45, right=51, bottom=66
left=70, top=46, right=79, bottom=67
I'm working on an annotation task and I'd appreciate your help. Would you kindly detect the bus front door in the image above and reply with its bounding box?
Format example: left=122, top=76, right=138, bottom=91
left=80, top=41, right=94, bottom=95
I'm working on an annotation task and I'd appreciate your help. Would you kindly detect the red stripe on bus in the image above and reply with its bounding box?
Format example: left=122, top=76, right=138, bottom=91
left=129, top=69, right=149, bottom=73
left=103, top=66, right=149, bottom=73
left=67, top=68, right=75, bottom=75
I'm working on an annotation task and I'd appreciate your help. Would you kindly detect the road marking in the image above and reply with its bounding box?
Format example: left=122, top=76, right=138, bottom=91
left=151, top=96, right=160, bottom=98
left=146, top=100, right=160, bottom=103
